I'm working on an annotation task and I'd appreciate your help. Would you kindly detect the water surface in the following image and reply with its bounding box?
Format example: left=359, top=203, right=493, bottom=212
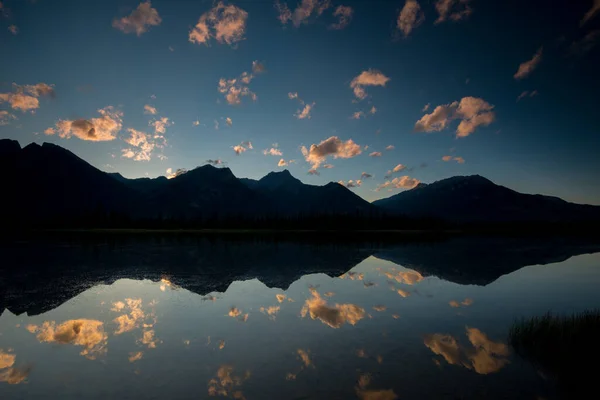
left=1, top=235, right=599, bottom=399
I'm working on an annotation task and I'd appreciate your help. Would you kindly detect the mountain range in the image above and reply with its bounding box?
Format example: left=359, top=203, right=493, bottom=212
left=1, top=139, right=599, bottom=228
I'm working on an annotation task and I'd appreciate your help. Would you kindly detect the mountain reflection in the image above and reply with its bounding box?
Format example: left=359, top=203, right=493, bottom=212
left=424, top=327, right=510, bottom=375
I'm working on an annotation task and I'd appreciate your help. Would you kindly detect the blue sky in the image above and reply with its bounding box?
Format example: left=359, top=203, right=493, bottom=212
left=0, top=0, right=599, bottom=204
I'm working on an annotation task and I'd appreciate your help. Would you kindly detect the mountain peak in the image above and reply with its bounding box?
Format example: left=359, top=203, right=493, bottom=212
left=258, top=169, right=302, bottom=189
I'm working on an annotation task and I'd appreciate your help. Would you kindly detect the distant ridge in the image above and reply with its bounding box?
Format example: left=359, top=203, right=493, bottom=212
left=1, top=139, right=599, bottom=229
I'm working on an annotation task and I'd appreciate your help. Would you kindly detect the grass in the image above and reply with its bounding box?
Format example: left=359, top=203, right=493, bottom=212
left=509, top=310, right=600, bottom=395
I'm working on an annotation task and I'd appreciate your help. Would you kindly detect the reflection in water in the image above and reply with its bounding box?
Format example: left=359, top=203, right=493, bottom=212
left=207, top=365, right=250, bottom=399
left=300, top=288, right=366, bottom=329
left=27, top=319, right=108, bottom=360
left=297, top=349, right=312, bottom=368
left=128, top=351, right=143, bottom=363
left=396, top=289, right=410, bottom=298
left=355, top=374, right=398, bottom=400
left=228, top=307, right=249, bottom=322
left=424, top=327, right=510, bottom=375
left=449, top=298, right=474, bottom=308
left=380, top=268, right=424, bottom=286
left=0, top=350, right=29, bottom=385
left=259, top=306, right=280, bottom=320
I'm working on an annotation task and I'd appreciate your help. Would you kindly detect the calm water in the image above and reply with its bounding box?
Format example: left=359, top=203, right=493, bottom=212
left=1, top=235, right=600, bottom=399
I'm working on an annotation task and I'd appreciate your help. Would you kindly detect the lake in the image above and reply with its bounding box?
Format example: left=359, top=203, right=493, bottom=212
left=1, top=234, right=599, bottom=399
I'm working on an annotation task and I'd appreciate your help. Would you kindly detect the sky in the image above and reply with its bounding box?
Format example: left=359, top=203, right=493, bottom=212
left=0, top=0, right=599, bottom=204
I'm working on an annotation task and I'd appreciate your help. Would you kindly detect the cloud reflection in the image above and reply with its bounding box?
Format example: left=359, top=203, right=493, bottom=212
left=449, top=298, right=474, bottom=308
left=355, top=373, right=398, bottom=400
left=424, top=327, right=510, bottom=374
left=300, top=289, right=365, bottom=329
left=207, top=365, right=250, bottom=398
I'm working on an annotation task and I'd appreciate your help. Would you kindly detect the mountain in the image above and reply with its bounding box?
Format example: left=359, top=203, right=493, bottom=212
left=241, top=170, right=375, bottom=216
left=373, top=175, right=600, bottom=223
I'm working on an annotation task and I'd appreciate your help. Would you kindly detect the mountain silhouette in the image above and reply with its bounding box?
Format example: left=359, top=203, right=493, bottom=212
left=372, top=175, right=600, bottom=223
left=2, top=140, right=599, bottom=227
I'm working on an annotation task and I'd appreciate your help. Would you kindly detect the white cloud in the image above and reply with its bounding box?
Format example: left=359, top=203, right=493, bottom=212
left=397, top=0, right=424, bottom=37
left=581, top=0, right=600, bottom=26
left=369, top=151, right=382, bottom=157
left=435, top=0, right=473, bottom=24
left=0, top=110, right=17, bottom=126
left=350, top=69, right=390, bottom=100
left=233, top=141, right=253, bottom=155
left=263, top=145, right=283, bottom=156
left=150, top=117, right=172, bottom=135
left=414, top=96, right=495, bottom=137
left=376, top=175, right=420, bottom=191
left=144, top=104, right=157, bottom=115
left=193, top=120, right=200, bottom=126
left=295, top=102, right=315, bottom=119
left=392, top=164, right=406, bottom=172
left=301, top=136, right=362, bottom=169
left=113, top=1, right=161, bottom=36
left=385, top=145, right=395, bottom=150
left=121, top=128, right=158, bottom=161
left=8, top=25, right=18, bottom=35
left=422, top=103, right=430, bottom=112
left=330, top=5, right=353, bottom=30
left=278, top=159, right=288, bottom=167
left=514, top=47, right=543, bottom=80
left=225, top=117, right=233, bottom=126
left=288, top=92, right=299, bottom=100
left=45, top=106, right=123, bottom=142
left=275, top=0, right=332, bottom=27
left=189, top=2, right=248, bottom=46
left=351, top=111, right=365, bottom=120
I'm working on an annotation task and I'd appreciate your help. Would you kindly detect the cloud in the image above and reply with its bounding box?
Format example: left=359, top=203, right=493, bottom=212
left=0, top=83, right=55, bottom=112
left=435, top=0, right=473, bottom=23
left=193, top=119, right=200, bottom=126
left=514, top=47, right=543, bottom=80
left=397, top=0, right=424, bottom=37
left=414, top=96, right=495, bottom=137
left=144, top=104, right=157, bottom=114
left=570, top=30, right=600, bottom=55
left=295, top=102, right=315, bottom=119
left=300, top=136, right=361, bottom=169
left=361, top=172, right=372, bottom=179
left=330, top=5, right=353, bottom=30
left=581, top=0, right=600, bottom=26
left=376, top=176, right=420, bottom=191
left=8, top=24, right=17, bottom=35
left=218, top=65, right=258, bottom=105
left=113, top=1, right=161, bottom=36
left=322, top=164, right=334, bottom=169
left=307, top=169, right=320, bottom=175
left=27, top=319, right=108, bottom=360
left=384, top=145, right=395, bottom=152
left=206, top=159, right=224, bottom=166
left=442, top=155, right=464, bottom=163
left=46, top=106, right=123, bottom=141
left=0, top=365, right=31, bottom=385
left=189, top=2, right=248, bottom=46
left=252, top=60, right=266, bottom=73
left=422, top=103, right=430, bottom=112
left=338, top=179, right=362, bottom=188
left=233, top=141, right=252, bottom=155
left=351, top=111, right=365, bottom=120
left=516, top=90, right=538, bottom=102
left=121, top=128, right=159, bottom=161
left=392, top=164, right=406, bottom=172
left=0, top=110, right=16, bottom=126
left=424, top=327, right=510, bottom=375
left=288, top=92, right=299, bottom=100
left=259, top=305, right=281, bottom=320
left=300, top=288, right=365, bottom=329
left=355, top=374, right=398, bottom=400
left=370, top=106, right=377, bottom=114
left=278, top=159, right=289, bottom=167
left=369, top=151, right=382, bottom=157
left=450, top=298, right=473, bottom=308
left=350, top=69, right=390, bottom=100
left=275, top=0, right=332, bottom=27
left=225, top=117, right=233, bottom=126
left=150, top=116, right=172, bottom=135
left=263, top=145, right=283, bottom=156
left=166, top=168, right=187, bottom=179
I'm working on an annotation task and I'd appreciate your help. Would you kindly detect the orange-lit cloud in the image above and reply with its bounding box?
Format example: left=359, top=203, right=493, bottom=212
left=361, top=172, right=372, bottom=179
left=144, top=104, right=157, bottom=115
left=373, top=305, right=387, bottom=312
left=338, top=179, right=362, bottom=188
left=297, top=349, right=312, bottom=368
left=517, top=90, right=538, bottom=102
left=0, top=110, right=16, bottom=126
left=376, top=176, right=420, bottom=191
left=300, top=288, right=366, bottom=328
left=113, top=1, right=161, bottom=36
left=414, top=96, right=495, bottom=137
left=260, top=305, right=281, bottom=320
left=369, top=151, right=382, bottom=157
left=218, top=67, right=258, bottom=105
left=301, top=136, right=362, bottom=169
left=0, top=364, right=30, bottom=385
left=129, top=351, right=143, bottom=363
left=295, top=102, right=315, bottom=119
left=275, top=0, right=331, bottom=27
left=435, top=0, right=473, bottom=24
left=355, top=373, right=398, bottom=400
left=424, top=327, right=510, bottom=374
left=8, top=25, right=18, bottom=35
left=263, top=145, right=283, bottom=156
left=350, top=69, right=390, bottom=100
left=121, top=128, right=158, bottom=161
left=450, top=298, right=474, bottom=308
left=189, top=2, right=248, bottom=46
left=0, top=82, right=55, bottom=112
left=28, top=319, right=108, bottom=359
left=581, top=0, right=600, bottom=26
left=397, top=0, right=424, bottom=37
left=45, top=106, right=123, bottom=141
left=331, top=5, right=353, bottom=30
left=207, top=365, right=250, bottom=397
left=232, top=141, right=253, bottom=155
left=442, top=155, right=465, bottom=164
left=514, top=47, right=543, bottom=80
